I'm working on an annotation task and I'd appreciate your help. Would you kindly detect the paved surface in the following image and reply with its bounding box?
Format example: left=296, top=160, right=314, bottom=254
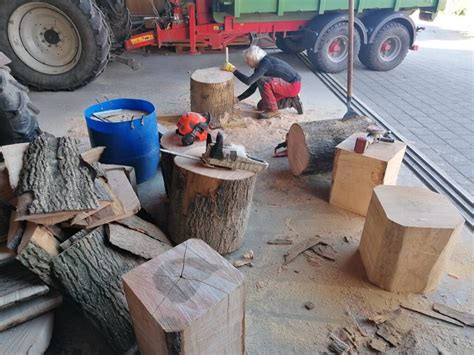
left=333, top=16, right=474, bottom=197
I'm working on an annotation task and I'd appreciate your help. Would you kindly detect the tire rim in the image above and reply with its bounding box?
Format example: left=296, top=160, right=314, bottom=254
left=7, top=2, right=82, bottom=75
left=327, top=36, right=348, bottom=63
left=379, top=36, right=402, bottom=62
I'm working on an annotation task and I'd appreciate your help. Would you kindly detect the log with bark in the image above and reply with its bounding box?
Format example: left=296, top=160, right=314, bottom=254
left=51, top=227, right=143, bottom=353
left=190, top=67, right=235, bottom=124
left=287, top=117, right=372, bottom=176
left=168, top=147, right=257, bottom=255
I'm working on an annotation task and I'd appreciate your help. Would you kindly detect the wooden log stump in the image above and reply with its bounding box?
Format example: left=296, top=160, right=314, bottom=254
left=359, top=185, right=464, bottom=293
left=287, top=117, right=372, bottom=176
left=168, top=147, right=256, bottom=255
left=160, top=131, right=206, bottom=197
left=190, top=67, right=234, bottom=124
left=330, top=133, right=406, bottom=216
left=122, top=239, right=245, bottom=355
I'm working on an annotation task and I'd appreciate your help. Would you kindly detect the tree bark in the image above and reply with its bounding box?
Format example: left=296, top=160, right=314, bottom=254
left=51, top=227, right=143, bottom=353
left=168, top=148, right=256, bottom=255
left=191, top=67, right=234, bottom=124
left=287, top=117, right=372, bottom=176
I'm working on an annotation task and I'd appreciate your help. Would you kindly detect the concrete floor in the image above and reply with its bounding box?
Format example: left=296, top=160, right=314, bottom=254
left=30, top=49, right=473, bottom=354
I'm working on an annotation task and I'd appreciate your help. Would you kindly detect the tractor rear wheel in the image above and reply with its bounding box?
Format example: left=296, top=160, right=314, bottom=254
left=0, top=0, right=111, bottom=91
left=358, top=22, right=410, bottom=71
left=95, top=0, right=131, bottom=52
left=307, top=21, right=361, bottom=73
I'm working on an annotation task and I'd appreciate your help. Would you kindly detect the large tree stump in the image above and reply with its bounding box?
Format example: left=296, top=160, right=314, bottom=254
left=168, top=147, right=256, bottom=255
left=360, top=186, right=464, bottom=293
left=160, top=131, right=206, bottom=197
left=122, top=239, right=245, bottom=355
left=51, top=227, right=143, bottom=352
left=190, top=67, right=234, bottom=124
left=287, top=117, right=372, bottom=176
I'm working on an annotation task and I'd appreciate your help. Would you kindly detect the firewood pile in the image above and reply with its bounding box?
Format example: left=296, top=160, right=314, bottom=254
left=0, top=133, right=172, bottom=352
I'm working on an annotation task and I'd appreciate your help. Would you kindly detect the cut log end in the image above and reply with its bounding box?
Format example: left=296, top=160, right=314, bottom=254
left=287, top=124, right=309, bottom=176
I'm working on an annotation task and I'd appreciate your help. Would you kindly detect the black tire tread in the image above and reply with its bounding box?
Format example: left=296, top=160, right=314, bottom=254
left=95, top=0, right=131, bottom=51
left=308, top=21, right=361, bottom=74
left=358, top=21, right=410, bottom=71
left=0, top=0, right=111, bottom=91
left=276, top=33, right=305, bottom=54
left=0, top=67, right=40, bottom=145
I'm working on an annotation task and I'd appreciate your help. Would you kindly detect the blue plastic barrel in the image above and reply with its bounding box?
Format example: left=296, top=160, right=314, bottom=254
left=84, top=98, right=159, bottom=184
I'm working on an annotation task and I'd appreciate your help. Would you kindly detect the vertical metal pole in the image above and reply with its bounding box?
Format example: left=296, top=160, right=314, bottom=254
left=347, top=0, right=354, bottom=105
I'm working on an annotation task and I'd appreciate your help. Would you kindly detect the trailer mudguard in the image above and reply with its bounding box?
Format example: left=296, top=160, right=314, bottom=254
left=361, top=11, right=417, bottom=46
left=308, top=13, right=368, bottom=53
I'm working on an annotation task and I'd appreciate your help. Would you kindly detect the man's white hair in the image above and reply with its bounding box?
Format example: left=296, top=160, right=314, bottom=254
left=243, top=46, right=267, bottom=64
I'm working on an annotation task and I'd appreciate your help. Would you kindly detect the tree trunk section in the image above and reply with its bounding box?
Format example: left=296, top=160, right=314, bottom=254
left=191, top=67, right=234, bottom=125
left=160, top=131, right=206, bottom=197
left=51, top=227, right=142, bottom=353
left=168, top=148, right=256, bottom=255
left=287, top=117, right=372, bottom=176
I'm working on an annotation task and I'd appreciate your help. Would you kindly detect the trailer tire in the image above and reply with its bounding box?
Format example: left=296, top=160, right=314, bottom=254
left=0, top=67, right=41, bottom=146
left=359, top=22, right=410, bottom=71
left=307, top=21, right=360, bottom=73
left=276, top=33, right=305, bottom=54
left=0, top=0, right=111, bottom=91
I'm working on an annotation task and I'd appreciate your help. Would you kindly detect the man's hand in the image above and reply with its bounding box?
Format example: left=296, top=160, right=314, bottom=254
left=221, top=62, right=236, bottom=72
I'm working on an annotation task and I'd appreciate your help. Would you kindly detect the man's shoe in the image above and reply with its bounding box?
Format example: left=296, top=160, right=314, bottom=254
left=258, top=110, right=280, bottom=119
left=290, top=96, right=304, bottom=115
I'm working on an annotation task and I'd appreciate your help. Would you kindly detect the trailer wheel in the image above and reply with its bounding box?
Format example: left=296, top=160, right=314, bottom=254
left=0, top=0, right=111, bottom=91
left=359, top=22, right=410, bottom=71
left=308, top=21, right=360, bottom=73
left=276, top=33, right=305, bottom=54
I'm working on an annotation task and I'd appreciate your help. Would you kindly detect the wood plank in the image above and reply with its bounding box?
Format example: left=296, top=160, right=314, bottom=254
left=52, top=227, right=142, bottom=352
left=0, top=291, right=61, bottom=331
left=432, top=303, right=474, bottom=327
left=283, top=236, right=321, bottom=265
left=0, top=262, right=49, bottom=310
left=107, top=223, right=171, bottom=260
left=0, top=312, right=54, bottom=355
left=123, top=239, right=245, bottom=355
left=400, top=303, right=464, bottom=327
left=0, top=143, right=29, bottom=189
left=16, top=135, right=99, bottom=220
left=115, top=215, right=171, bottom=245
left=16, top=224, right=60, bottom=286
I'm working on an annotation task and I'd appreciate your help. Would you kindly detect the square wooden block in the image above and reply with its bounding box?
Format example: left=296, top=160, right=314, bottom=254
left=330, top=133, right=407, bottom=216
left=359, top=185, right=464, bottom=293
left=122, top=239, right=245, bottom=355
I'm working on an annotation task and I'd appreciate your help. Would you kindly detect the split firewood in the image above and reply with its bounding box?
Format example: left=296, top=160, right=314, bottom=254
left=0, top=142, right=29, bottom=189
left=51, top=227, right=142, bottom=352
left=16, top=135, right=99, bottom=223
left=0, top=312, right=54, bottom=355
left=283, top=235, right=320, bottom=265
left=16, top=224, right=60, bottom=286
left=311, top=242, right=336, bottom=261
left=7, top=211, right=26, bottom=252
left=368, top=309, right=401, bottom=325
left=328, top=332, right=351, bottom=354
left=59, top=229, right=91, bottom=251
left=0, top=262, right=49, bottom=310
left=432, top=303, right=474, bottom=327
left=0, top=291, right=61, bottom=332
left=303, top=251, right=321, bottom=267
left=0, top=163, right=15, bottom=202
left=369, top=338, right=388, bottom=352
left=0, top=244, right=15, bottom=266
left=43, top=224, right=69, bottom=243
left=102, top=164, right=137, bottom=192
left=115, top=215, right=170, bottom=245
left=243, top=250, right=254, bottom=260
left=267, top=238, right=293, bottom=245
left=106, top=223, right=171, bottom=260
left=400, top=303, right=464, bottom=327
left=80, top=146, right=106, bottom=164
left=376, top=321, right=404, bottom=347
